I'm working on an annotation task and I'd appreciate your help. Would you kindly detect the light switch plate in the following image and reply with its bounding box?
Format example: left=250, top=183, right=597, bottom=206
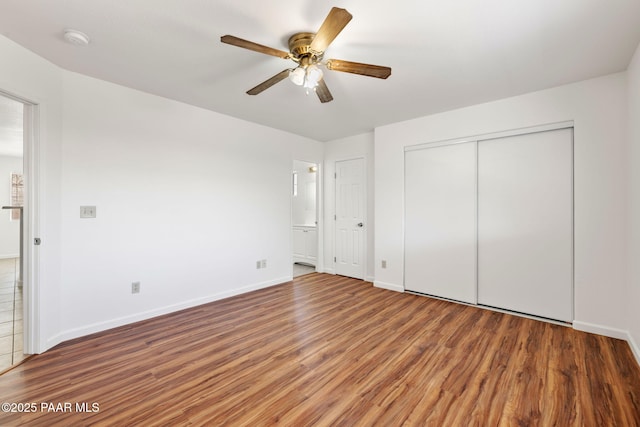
left=80, top=206, right=96, bottom=218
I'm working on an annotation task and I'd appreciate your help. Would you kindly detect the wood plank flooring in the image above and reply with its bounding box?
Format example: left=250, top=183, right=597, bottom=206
left=0, top=273, right=639, bottom=426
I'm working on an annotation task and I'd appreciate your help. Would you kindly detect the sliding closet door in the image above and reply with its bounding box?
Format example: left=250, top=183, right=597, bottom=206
left=405, top=142, right=476, bottom=304
left=477, top=128, right=573, bottom=322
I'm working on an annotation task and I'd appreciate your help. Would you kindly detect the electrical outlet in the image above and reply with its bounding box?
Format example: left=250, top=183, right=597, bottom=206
left=261, top=259, right=267, bottom=268
left=80, top=206, right=97, bottom=218
left=381, top=260, right=387, bottom=269
left=131, top=282, right=140, bottom=294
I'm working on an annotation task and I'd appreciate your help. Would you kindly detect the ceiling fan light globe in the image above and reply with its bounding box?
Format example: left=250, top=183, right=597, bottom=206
left=306, top=64, right=323, bottom=84
left=289, top=67, right=305, bottom=86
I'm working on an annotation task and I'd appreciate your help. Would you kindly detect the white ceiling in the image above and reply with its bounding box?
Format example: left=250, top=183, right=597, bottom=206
left=1, top=0, right=639, bottom=142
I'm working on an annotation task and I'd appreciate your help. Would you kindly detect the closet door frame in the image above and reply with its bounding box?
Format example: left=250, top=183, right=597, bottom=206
left=403, top=120, right=574, bottom=324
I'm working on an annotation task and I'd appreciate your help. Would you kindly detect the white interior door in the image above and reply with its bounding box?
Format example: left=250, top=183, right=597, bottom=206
left=477, top=128, right=573, bottom=322
left=404, top=142, right=477, bottom=303
left=335, top=158, right=365, bottom=279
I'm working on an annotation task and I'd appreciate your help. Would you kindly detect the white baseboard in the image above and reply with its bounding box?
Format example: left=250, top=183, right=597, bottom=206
left=374, top=280, right=404, bottom=293
left=54, top=276, right=290, bottom=345
left=44, top=333, right=65, bottom=353
left=316, top=269, right=373, bottom=284
left=626, top=331, right=640, bottom=366
left=572, top=320, right=629, bottom=340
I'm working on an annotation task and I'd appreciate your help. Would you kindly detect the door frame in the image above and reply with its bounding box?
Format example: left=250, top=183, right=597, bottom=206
left=0, top=89, right=40, bottom=355
left=291, top=159, right=322, bottom=275
left=333, top=156, right=367, bottom=280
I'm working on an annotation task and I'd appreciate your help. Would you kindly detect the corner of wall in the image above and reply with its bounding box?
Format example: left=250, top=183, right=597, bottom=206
left=572, top=321, right=629, bottom=340
left=373, top=281, right=404, bottom=293
left=626, top=39, right=640, bottom=366
left=627, top=330, right=640, bottom=366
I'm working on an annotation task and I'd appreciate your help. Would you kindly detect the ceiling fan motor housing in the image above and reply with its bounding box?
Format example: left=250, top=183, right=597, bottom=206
left=288, top=32, right=322, bottom=61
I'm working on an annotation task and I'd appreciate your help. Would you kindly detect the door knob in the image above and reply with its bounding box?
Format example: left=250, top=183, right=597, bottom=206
left=357, top=222, right=363, bottom=227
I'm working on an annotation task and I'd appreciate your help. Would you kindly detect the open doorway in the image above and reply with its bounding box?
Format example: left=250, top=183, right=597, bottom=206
left=0, top=94, right=25, bottom=371
left=292, top=160, right=318, bottom=278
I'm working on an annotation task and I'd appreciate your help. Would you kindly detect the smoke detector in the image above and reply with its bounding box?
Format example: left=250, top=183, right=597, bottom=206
left=63, top=29, right=90, bottom=46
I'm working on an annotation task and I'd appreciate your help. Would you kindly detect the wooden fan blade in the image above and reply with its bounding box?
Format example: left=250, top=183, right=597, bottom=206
left=247, top=69, right=290, bottom=95
left=309, top=7, right=353, bottom=53
left=326, top=59, right=392, bottom=79
left=315, top=79, right=333, bottom=103
left=221, top=35, right=290, bottom=59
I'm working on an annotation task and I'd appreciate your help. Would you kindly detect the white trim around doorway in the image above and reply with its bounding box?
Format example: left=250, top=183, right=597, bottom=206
left=0, top=89, right=41, bottom=355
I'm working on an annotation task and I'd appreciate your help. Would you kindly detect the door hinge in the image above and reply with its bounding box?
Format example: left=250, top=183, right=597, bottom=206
left=334, top=257, right=336, bottom=262
left=334, top=172, right=337, bottom=179
left=334, top=214, right=337, bottom=220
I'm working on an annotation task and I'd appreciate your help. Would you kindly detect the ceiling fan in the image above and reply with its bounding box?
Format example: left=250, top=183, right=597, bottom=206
left=220, top=7, right=391, bottom=103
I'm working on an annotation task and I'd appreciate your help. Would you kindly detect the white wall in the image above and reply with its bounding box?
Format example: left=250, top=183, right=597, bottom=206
left=0, top=34, right=323, bottom=351
left=324, top=133, right=375, bottom=281
left=0, top=155, right=22, bottom=257
left=627, top=41, right=640, bottom=361
left=58, top=71, right=323, bottom=341
left=375, top=73, right=629, bottom=336
left=0, top=35, right=64, bottom=352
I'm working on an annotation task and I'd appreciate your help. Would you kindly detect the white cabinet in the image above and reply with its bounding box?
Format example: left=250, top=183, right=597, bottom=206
left=293, top=226, right=317, bottom=266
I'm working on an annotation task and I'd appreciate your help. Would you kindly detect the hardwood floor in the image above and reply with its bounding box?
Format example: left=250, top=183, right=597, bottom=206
left=0, top=273, right=639, bottom=426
